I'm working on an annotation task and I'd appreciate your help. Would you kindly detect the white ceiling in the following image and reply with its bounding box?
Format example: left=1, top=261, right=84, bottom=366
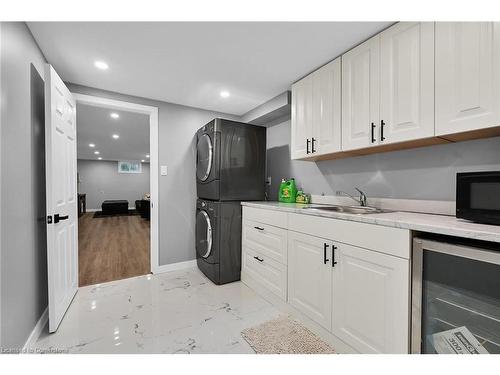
left=28, top=22, right=392, bottom=115
left=76, top=103, right=150, bottom=162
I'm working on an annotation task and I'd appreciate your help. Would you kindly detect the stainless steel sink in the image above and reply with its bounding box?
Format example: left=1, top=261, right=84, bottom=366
left=303, top=205, right=391, bottom=215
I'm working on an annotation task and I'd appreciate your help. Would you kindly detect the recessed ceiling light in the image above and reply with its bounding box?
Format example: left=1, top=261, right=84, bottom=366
left=146, top=154, right=150, bottom=158
left=112, top=134, right=119, bottom=139
left=94, top=61, right=109, bottom=70
left=94, top=151, right=100, bottom=155
left=141, top=160, right=145, bottom=162
left=220, top=90, right=230, bottom=98
left=98, top=157, right=102, bottom=160
left=110, top=113, right=119, bottom=119
left=89, top=143, right=95, bottom=148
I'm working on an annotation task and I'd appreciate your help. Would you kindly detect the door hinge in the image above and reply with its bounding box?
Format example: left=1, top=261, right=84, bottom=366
left=47, top=215, right=53, bottom=224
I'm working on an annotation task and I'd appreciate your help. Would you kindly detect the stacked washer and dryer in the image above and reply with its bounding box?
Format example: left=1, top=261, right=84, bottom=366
left=195, top=118, right=266, bottom=285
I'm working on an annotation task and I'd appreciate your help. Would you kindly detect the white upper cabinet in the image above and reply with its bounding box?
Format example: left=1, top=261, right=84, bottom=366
left=291, top=58, right=341, bottom=159
left=331, top=242, right=410, bottom=354
left=312, top=58, right=342, bottom=155
left=379, top=22, right=435, bottom=144
left=290, top=22, right=500, bottom=161
left=435, top=22, right=500, bottom=136
left=341, top=35, right=380, bottom=151
left=291, top=76, right=312, bottom=159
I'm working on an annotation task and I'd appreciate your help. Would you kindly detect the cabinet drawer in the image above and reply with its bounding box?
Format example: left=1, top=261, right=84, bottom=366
left=288, top=213, right=411, bottom=259
left=242, top=247, right=287, bottom=301
left=242, top=219, right=288, bottom=265
left=242, top=206, right=288, bottom=229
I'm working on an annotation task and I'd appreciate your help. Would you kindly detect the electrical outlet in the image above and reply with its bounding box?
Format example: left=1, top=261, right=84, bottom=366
left=266, top=176, right=272, bottom=186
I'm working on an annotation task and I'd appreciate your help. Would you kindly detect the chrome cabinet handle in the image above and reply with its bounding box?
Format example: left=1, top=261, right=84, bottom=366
left=254, top=226, right=264, bottom=231
left=253, top=256, right=264, bottom=262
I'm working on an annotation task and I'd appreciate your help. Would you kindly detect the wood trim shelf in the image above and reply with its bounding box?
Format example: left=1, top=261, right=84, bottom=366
left=299, top=125, right=500, bottom=162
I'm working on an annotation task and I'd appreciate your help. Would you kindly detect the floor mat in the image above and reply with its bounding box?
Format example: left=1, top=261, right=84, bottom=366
left=241, top=316, right=336, bottom=354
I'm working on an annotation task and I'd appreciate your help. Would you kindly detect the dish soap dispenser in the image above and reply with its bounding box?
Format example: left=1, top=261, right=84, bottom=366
left=279, top=178, right=298, bottom=203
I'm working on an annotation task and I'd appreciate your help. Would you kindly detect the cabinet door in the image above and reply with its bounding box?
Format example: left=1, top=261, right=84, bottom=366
left=291, top=76, right=313, bottom=159
left=435, top=22, right=500, bottom=136
left=288, top=231, right=332, bottom=331
left=380, top=22, right=435, bottom=144
left=342, top=35, right=380, bottom=151
left=312, top=58, right=342, bottom=155
left=332, top=243, right=410, bottom=353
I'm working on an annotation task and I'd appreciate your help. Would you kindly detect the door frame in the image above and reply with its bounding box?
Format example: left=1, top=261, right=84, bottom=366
left=71, top=93, right=160, bottom=274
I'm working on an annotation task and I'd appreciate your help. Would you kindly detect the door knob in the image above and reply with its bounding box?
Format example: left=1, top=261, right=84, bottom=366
left=54, top=214, right=69, bottom=223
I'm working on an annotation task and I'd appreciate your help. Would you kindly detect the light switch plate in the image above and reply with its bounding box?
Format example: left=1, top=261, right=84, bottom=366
left=161, top=166, right=168, bottom=176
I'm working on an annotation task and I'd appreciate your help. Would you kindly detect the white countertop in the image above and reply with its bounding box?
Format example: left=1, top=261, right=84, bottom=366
left=241, top=201, right=500, bottom=244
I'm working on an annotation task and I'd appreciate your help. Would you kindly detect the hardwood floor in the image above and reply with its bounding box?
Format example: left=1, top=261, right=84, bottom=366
left=78, top=212, right=150, bottom=287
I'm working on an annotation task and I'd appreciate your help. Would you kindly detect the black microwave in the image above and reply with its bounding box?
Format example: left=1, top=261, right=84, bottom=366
left=456, top=171, right=500, bottom=225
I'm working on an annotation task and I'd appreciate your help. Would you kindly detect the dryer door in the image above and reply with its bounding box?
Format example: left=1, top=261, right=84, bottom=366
left=196, top=209, right=213, bottom=259
left=196, top=133, right=213, bottom=182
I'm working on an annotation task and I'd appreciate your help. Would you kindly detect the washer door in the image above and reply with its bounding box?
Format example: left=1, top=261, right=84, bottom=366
left=196, top=210, right=213, bottom=259
left=196, top=134, right=213, bottom=182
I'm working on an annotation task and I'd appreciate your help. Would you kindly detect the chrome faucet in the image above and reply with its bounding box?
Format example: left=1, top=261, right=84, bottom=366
left=336, top=187, right=368, bottom=207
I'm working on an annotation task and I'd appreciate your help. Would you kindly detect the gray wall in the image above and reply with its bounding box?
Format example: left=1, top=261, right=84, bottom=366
left=68, top=83, right=239, bottom=266
left=266, top=119, right=500, bottom=202
left=77, top=159, right=150, bottom=210
left=0, top=22, right=48, bottom=349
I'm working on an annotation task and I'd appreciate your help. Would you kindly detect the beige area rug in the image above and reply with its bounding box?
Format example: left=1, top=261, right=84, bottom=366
left=241, top=316, right=336, bottom=354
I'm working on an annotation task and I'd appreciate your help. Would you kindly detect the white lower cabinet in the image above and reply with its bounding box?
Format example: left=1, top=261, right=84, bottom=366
left=288, top=231, right=333, bottom=331
left=242, top=206, right=411, bottom=353
left=331, top=243, right=410, bottom=354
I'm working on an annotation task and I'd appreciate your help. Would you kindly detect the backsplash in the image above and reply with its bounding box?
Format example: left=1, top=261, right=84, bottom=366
left=266, top=119, right=500, bottom=202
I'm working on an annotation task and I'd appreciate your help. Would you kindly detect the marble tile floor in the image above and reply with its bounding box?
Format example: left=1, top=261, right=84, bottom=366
left=34, top=268, right=283, bottom=353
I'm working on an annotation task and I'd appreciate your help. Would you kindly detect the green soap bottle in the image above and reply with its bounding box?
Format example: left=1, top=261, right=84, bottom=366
left=279, top=178, right=298, bottom=203
left=278, top=179, right=286, bottom=201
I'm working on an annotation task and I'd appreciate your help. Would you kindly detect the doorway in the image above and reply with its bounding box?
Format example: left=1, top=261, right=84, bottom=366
left=72, top=94, right=159, bottom=286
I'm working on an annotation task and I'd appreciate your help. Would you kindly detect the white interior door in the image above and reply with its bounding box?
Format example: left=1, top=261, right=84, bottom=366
left=45, top=64, right=78, bottom=333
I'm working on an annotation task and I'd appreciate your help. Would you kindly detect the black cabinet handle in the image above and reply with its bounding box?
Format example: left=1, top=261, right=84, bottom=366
left=253, top=256, right=264, bottom=263
left=323, top=243, right=330, bottom=264
left=54, top=214, right=69, bottom=224
left=306, top=138, right=310, bottom=154
left=332, top=245, right=338, bottom=267
left=371, top=122, right=376, bottom=143
left=311, top=137, right=316, bottom=153
left=380, top=120, right=386, bottom=141
left=254, top=226, right=264, bottom=231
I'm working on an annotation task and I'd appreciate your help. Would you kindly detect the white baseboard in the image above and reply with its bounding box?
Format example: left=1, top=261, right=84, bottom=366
left=86, top=207, right=135, bottom=213
left=22, top=308, right=48, bottom=351
left=153, top=259, right=197, bottom=274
